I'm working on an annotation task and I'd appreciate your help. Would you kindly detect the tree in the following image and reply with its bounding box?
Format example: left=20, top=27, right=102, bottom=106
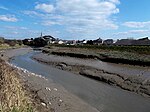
left=87, top=40, right=93, bottom=45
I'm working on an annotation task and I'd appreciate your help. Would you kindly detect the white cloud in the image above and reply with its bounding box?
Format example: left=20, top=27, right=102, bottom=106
left=4, top=26, right=28, bottom=30
left=23, top=0, right=120, bottom=39
left=27, top=0, right=120, bottom=29
left=1, top=26, right=38, bottom=39
left=123, top=21, right=150, bottom=28
left=12, top=31, right=19, bottom=34
left=0, top=6, right=8, bottom=10
left=23, top=11, right=41, bottom=16
left=42, top=21, right=61, bottom=26
left=35, top=3, right=54, bottom=13
left=57, top=0, right=119, bottom=33
left=109, top=0, right=120, bottom=4
left=41, top=0, right=120, bottom=30
left=113, top=30, right=150, bottom=38
left=0, top=15, right=18, bottom=22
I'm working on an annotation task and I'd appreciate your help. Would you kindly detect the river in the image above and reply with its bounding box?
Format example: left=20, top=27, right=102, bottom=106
left=10, top=51, right=150, bottom=112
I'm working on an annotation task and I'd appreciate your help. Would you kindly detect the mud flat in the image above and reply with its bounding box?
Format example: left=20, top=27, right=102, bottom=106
left=33, top=52, right=150, bottom=98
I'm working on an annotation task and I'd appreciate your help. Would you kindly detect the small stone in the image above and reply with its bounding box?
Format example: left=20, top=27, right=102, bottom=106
left=31, top=73, right=35, bottom=75
left=41, top=102, right=46, bottom=106
left=48, top=102, right=52, bottom=105
left=54, top=88, right=57, bottom=91
left=59, top=99, right=62, bottom=102
left=46, top=87, right=51, bottom=91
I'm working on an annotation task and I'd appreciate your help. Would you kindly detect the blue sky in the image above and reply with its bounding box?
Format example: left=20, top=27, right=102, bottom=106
left=0, top=0, right=150, bottom=40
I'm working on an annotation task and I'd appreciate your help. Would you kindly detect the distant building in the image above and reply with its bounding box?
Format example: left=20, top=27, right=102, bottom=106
left=115, top=37, right=150, bottom=46
left=132, top=37, right=150, bottom=45
left=76, top=40, right=87, bottom=45
left=83, top=40, right=87, bottom=44
left=93, top=38, right=102, bottom=45
left=115, top=39, right=134, bottom=46
left=58, top=40, right=64, bottom=44
left=103, top=39, right=113, bottom=45
left=54, top=40, right=64, bottom=44
left=41, top=35, right=56, bottom=44
left=66, top=40, right=76, bottom=45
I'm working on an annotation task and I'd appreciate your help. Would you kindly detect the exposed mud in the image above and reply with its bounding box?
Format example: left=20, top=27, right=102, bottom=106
left=33, top=53, right=150, bottom=98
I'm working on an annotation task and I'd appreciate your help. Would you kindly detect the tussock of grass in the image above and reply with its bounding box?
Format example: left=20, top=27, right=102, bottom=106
left=0, top=59, right=34, bottom=112
left=0, top=44, right=10, bottom=50
left=0, top=44, right=25, bottom=50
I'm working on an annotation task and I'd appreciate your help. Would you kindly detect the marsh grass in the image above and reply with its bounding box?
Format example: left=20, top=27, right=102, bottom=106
left=99, top=51, right=150, bottom=62
left=49, top=44, right=150, bottom=55
left=0, top=44, right=24, bottom=50
left=0, top=44, right=10, bottom=50
left=44, top=45, right=150, bottom=66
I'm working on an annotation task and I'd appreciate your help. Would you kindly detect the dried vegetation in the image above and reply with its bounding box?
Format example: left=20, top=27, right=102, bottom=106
left=0, top=59, right=33, bottom=112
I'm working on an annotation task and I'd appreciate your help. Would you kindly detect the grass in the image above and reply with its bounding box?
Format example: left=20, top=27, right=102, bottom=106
left=0, top=44, right=10, bottom=50
left=44, top=45, right=150, bottom=66
left=49, top=44, right=150, bottom=55
left=0, top=44, right=25, bottom=50
left=0, top=59, right=34, bottom=112
left=99, top=51, right=150, bottom=62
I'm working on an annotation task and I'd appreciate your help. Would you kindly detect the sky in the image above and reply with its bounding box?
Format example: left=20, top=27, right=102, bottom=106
left=0, top=0, right=150, bottom=40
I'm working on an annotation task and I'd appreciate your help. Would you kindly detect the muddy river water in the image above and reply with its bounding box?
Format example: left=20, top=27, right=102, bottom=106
left=10, top=51, right=150, bottom=112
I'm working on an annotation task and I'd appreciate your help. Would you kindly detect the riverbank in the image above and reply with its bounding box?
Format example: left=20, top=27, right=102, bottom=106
left=0, top=48, right=99, bottom=112
left=33, top=52, right=150, bottom=98
left=43, top=46, right=150, bottom=66
left=0, top=59, right=35, bottom=112
left=0, top=47, right=33, bottom=61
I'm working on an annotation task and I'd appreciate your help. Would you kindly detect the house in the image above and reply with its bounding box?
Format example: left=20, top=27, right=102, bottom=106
left=83, top=40, right=87, bottom=44
left=93, top=38, right=102, bottom=45
left=58, top=40, right=64, bottom=44
left=115, top=39, right=134, bottom=46
left=76, top=40, right=87, bottom=45
left=115, top=37, right=150, bottom=46
left=66, top=40, right=76, bottom=45
left=103, top=39, right=113, bottom=45
left=41, top=35, right=56, bottom=44
left=54, top=40, right=64, bottom=44
left=132, top=37, right=150, bottom=45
